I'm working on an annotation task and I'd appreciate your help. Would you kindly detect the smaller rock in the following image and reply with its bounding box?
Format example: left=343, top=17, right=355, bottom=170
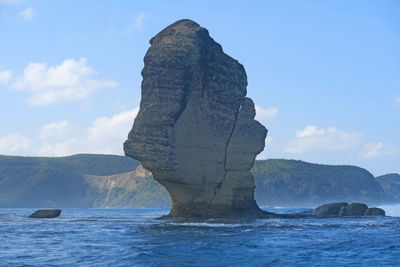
left=345, top=203, right=368, bottom=216
left=315, top=202, right=386, bottom=217
left=28, top=209, right=62, bottom=218
left=364, top=207, right=385, bottom=216
left=314, top=202, right=348, bottom=217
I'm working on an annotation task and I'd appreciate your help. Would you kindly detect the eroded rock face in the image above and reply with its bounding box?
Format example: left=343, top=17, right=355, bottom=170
left=344, top=203, right=368, bottom=216
left=124, top=19, right=267, bottom=219
left=314, top=202, right=348, bottom=217
left=314, top=202, right=385, bottom=217
left=364, top=207, right=385, bottom=216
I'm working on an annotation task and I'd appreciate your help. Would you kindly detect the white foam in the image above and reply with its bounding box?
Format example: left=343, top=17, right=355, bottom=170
left=171, top=222, right=246, bottom=228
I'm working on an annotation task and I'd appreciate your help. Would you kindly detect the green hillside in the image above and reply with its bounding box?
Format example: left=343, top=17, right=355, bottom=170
left=376, top=173, right=400, bottom=202
left=253, top=159, right=388, bottom=207
left=0, top=154, right=140, bottom=208
left=84, top=168, right=170, bottom=208
left=0, top=154, right=394, bottom=208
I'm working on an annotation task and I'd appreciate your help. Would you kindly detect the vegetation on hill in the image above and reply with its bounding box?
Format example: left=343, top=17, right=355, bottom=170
left=252, top=159, right=388, bottom=207
left=0, top=154, right=395, bottom=208
left=85, top=171, right=170, bottom=208
left=0, top=154, right=139, bottom=208
left=375, top=173, right=400, bottom=202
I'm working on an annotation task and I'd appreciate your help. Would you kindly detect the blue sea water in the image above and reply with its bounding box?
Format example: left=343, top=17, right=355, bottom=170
left=1, top=207, right=399, bottom=266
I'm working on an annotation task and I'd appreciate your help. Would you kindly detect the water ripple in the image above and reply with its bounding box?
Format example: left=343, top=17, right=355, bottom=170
left=0, top=208, right=399, bottom=266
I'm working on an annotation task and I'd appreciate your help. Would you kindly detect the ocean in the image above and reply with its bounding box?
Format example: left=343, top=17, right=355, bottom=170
left=1, top=206, right=399, bottom=266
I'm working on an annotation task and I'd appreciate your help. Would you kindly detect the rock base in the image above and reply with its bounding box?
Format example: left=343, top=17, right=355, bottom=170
left=158, top=202, right=386, bottom=221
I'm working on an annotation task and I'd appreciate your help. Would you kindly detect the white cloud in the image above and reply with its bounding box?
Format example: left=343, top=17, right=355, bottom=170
left=255, top=105, right=278, bottom=124
left=256, top=136, right=273, bottom=160
left=124, top=12, right=147, bottom=35
left=39, top=120, right=78, bottom=142
left=361, top=142, right=383, bottom=159
left=132, top=12, right=146, bottom=29
left=361, top=142, right=399, bottom=159
left=0, top=108, right=139, bottom=156
left=12, top=58, right=118, bottom=106
left=0, top=70, right=12, bottom=84
left=19, top=7, right=34, bottom=20
left=396, top=96, right=400, bottom=104
left=39, top=108, right=139, bottom=156
left=87, top=109, right=138, bottom=146
left=0, top=133, right=31, bottom=154
left=284, top=125, right=361, bottom=154
left=266, top=136, right=273, bottom=145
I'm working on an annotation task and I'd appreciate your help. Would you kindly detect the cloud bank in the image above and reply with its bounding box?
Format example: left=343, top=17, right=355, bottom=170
left=0, top=108, right=139, bottom=156
left=361, top=142, right=399, bottom=159
left=0, top=70, right=12, bottom=84
left=255, top=105, right=278, bottom=124
left=284, top=125, right=361, bottom=154
left=19, top=8, right=35, bottom=20
left=11, top=58, right=118, bottom=106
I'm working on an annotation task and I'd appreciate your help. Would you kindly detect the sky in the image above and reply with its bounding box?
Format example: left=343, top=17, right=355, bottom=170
left=0, top=0, right=399, bottom=176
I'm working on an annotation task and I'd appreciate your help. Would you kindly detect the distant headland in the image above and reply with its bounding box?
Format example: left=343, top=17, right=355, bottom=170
left=1, top=154, right=396, bottom=211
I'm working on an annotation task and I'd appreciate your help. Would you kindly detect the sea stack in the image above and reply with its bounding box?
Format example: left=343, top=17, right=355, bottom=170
left=124, top=19, right=268, bottom=219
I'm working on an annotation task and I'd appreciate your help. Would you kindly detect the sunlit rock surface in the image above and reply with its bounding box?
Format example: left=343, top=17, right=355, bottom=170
left=124, top=19, right=268, bottom=219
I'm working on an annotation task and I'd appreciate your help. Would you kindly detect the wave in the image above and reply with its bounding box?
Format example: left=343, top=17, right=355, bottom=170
left=170, top=222, right=247, bottom=228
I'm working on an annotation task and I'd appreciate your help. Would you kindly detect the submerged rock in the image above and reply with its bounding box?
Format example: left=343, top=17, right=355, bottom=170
left=28, top=209, right=62, bottom=218
left=124, top=19, right=267, bottom=219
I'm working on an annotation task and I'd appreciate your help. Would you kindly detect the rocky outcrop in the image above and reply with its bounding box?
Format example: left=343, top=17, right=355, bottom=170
left=28, top=209, right=62, bottom=218
left=364, top=207, right=385, bottom=216
left=314, top=202, right=348, bottom=217
left=314, top=202, right=385, bottom=217
left=124, top=19, right=267, bottom=219
left=343, top=203, right=368, bottom=216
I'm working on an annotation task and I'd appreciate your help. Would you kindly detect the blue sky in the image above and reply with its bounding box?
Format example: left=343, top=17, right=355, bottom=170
left=0, top=0, right=399, bottom=176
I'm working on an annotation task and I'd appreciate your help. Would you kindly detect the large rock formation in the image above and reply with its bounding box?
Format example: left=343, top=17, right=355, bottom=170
left=124, top=19, right=268, bottom=219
